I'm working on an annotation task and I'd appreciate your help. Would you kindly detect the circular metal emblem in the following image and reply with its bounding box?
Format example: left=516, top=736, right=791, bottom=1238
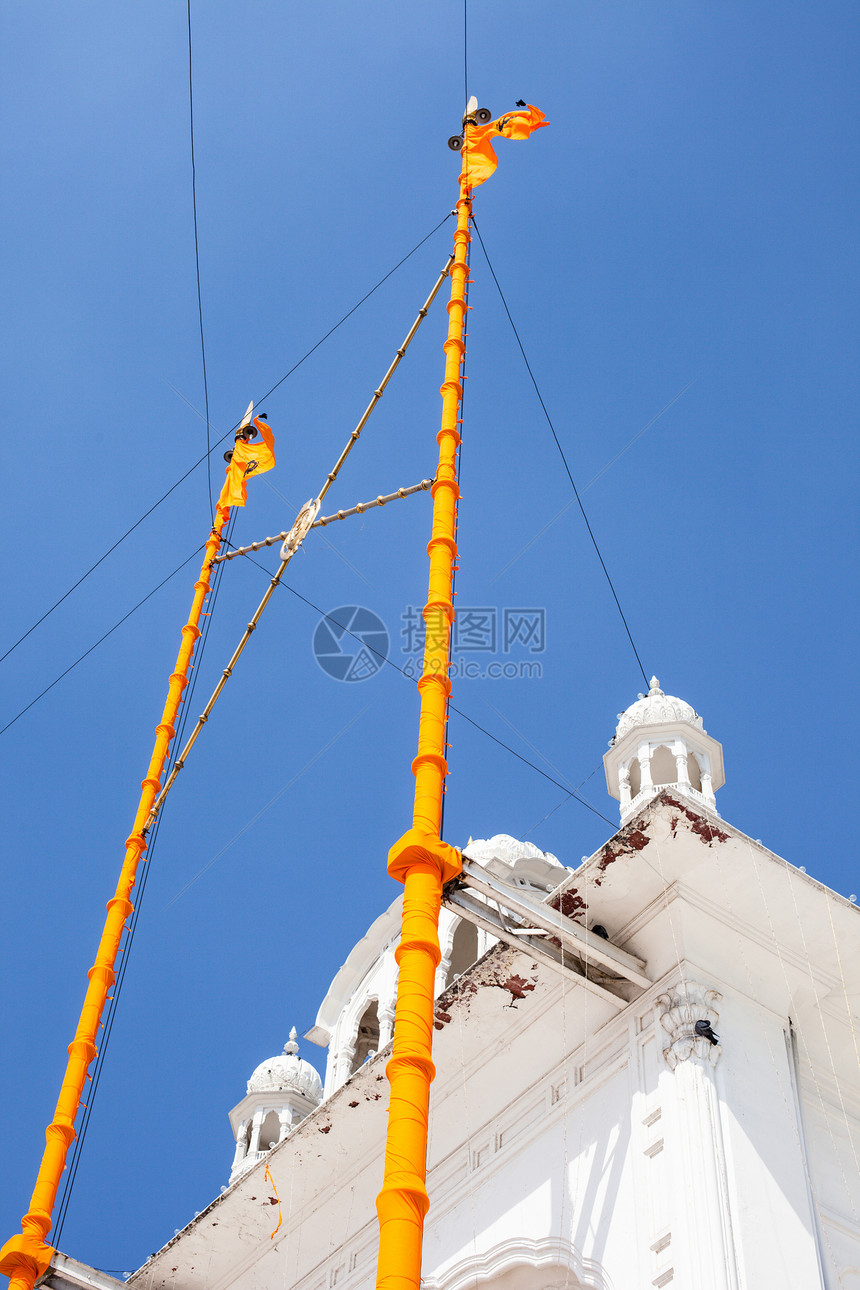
left=280, top=497, right=320, bottom=560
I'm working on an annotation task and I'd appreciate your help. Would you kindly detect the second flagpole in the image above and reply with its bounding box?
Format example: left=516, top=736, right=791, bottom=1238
left=374, top=124, right=473, bottom=1290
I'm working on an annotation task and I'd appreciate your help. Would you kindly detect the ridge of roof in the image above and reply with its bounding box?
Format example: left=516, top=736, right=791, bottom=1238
left=563, top=789, right=858, bottom=914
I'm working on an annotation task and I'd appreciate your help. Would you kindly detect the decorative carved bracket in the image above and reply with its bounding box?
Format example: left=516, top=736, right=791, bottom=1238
left=656, top=980, right=722, bottom=1070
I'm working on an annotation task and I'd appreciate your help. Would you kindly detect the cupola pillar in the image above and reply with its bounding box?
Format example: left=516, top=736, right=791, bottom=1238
left=227, top=1027, right=323, bottom=1184
left=604, top=677, right=725, bottom=824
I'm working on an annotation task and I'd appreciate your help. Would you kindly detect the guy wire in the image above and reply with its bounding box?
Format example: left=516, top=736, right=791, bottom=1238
left=1, top=212, right=454, bottom=667
left=186, top=0, right=213, bottom=524
left=471, top=216, right=650, bottom=689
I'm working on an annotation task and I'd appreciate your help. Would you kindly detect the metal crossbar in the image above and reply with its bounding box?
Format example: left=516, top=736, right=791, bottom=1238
left=212, top=479, right=434, bottom=563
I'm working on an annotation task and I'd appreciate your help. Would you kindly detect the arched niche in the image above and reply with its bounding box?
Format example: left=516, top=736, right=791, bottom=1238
left=259, top=1110, right=281, bottom=1151
left=650, top=744, right=676, bottom=786
left=687, top=749, right=703, bottom=791
left=350, top=998, right=380, bottom=1074
left=445, top=917, right=479, bottom=988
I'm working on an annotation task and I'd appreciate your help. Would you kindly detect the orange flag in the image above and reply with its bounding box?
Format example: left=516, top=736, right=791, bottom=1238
left=459, top=104, right=548, bottom=188
left=219, top=417, right=276, bottom=508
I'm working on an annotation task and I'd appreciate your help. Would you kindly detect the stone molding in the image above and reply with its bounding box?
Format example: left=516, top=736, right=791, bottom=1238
left=656, top=980, right=722, bottom=1070
left=421, top=1236, right=613, bottom=1290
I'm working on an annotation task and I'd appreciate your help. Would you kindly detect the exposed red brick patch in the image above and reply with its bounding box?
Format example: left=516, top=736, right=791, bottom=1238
left=626, top=829, right=650, bottom=851
left=553, top=889, right=588, bottom=920
left=596, top=847, right=621, bottom=877
left=496, top=974, right=536, bottom=1000
left=662, top=793, right=729, bottom=844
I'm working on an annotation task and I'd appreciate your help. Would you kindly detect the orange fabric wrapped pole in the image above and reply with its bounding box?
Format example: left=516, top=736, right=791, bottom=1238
left=0, top=425, right=272, bottom=1290
left=375, top=178, right=467, bottom=1285
left=375, top=102, right=546, bottom=1290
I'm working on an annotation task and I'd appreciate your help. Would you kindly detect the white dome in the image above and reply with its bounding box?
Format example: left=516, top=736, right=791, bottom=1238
left=247, top=1029, right=323, bottom=1100
left=464, top=834, right=562, bottom=870
left=463, top=834, right=568, bottom=893
left=615, top=677, right=702, bottom=740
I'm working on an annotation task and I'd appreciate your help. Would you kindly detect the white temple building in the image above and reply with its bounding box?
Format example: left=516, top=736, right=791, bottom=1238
left=44, top=681, right=860, bottom=1290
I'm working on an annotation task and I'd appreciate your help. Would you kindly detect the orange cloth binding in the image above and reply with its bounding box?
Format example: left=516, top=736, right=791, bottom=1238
left=264, top=1163, right=283, bottom=1240
left=376, top=105, right=546, bottom=1290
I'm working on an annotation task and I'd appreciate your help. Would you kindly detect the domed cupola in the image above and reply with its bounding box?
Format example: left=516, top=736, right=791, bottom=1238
left=227, top=1029, right=323, bottom=1184
left=603, top=677, right=724, bottom=823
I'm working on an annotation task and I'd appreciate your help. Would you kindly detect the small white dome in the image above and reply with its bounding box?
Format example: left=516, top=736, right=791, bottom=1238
left=463, top=834, right=568, bottom=893
left=247, top=1028, right=323, bottom=1100
left=615, top=677, right=702, bottom=740
left=464, top=834, right=562, bottom=869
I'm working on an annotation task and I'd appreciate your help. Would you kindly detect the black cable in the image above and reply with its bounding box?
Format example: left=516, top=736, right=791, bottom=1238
left=33, top=215, right=458, bottom=1230
left=522, top=762, right=604, bottom=840
left=165, top=515, right=235, bottom=760
left=251, top=212, right=454, bottom=408
left=186, top=0, right=213, bottom=524
left=167, top=508, right=238, bottom=765
left=228, top=546, right=614, bottom=827
left=55, top=677, right=191, bottom=1242
left=1, top=213, right=454, bottom=668
left=54, top=796, right=167, bottom=1243
left=49, top=520, right=611, bottom=1238
left=52, top=516, right=611, bottom=1231
left=0, top=546, right=206, bottom=737
left=463, top=0, right=469, bottom=107
left=0, top=469, right=210, bottom=666
left=53, top=512, right=237, bottom=1242
left=471, top=217, right=650, bottom=689
left=446, top=706, right=614, bottom=829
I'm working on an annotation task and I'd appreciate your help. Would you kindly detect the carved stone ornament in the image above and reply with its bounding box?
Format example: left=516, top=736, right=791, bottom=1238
left=656, top=980, right=722, bottom=1070
left=615, top=676, right=704, bottom=739
left=246, top=1027, right=324, bottom=1099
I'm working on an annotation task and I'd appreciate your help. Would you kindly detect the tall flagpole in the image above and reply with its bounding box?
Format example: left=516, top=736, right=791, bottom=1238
left=0, top=416, right=271, bottom=1290
left=375, top=97, right=547, bottom=1290
left=374, top=132, right=472, bottom=1290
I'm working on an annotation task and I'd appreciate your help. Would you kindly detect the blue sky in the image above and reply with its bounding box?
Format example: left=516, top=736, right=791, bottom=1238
left=2, top=0, right=858, bottom=1275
